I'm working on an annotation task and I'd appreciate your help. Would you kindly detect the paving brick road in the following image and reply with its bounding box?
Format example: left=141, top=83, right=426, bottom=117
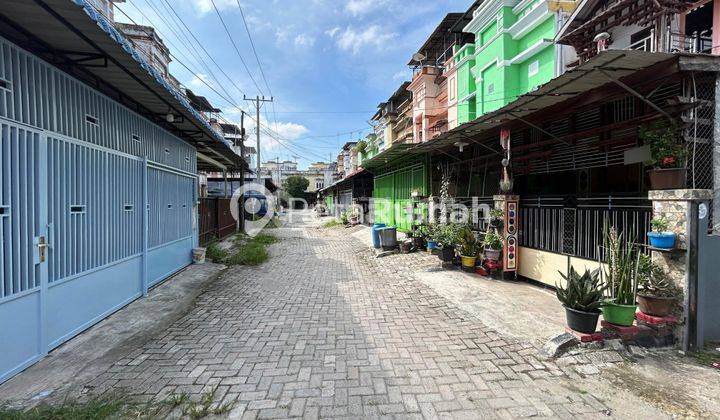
left=83, top=216, right=617, bottom=419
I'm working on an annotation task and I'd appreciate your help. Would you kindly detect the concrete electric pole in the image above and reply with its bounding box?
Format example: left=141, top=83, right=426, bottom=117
left=244, top=95, right=273, bottom=178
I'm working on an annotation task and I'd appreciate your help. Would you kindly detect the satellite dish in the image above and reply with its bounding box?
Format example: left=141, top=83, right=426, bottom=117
left=412, top=52, right=426, bottom=63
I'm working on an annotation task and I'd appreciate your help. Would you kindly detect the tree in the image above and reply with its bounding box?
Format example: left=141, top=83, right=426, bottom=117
left=283, top=175, right=309, bottom=198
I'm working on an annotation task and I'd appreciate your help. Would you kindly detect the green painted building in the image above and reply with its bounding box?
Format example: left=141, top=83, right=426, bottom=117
left=454, top=0, right=576, bottom=124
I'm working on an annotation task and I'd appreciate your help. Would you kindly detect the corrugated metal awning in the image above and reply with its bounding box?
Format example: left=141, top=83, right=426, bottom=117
left=0, top=0, right=247, bottom=172
left=411, top=49, right=682, bottom=154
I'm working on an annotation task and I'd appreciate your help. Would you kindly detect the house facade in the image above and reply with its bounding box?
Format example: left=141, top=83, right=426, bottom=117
left=0, top=0, right=244, bottom=383
left=455, top=0, right=577, bottom=124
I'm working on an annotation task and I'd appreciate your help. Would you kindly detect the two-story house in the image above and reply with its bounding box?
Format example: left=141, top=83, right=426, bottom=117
left=454, top=0, right=577, bottom=124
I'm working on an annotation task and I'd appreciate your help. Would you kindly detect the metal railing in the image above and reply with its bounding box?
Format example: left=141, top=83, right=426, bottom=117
left=519, top=196, right=652, bottom=261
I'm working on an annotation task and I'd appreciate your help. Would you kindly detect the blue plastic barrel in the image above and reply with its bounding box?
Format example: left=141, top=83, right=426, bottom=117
left=372, top=223, right=386, bottom=249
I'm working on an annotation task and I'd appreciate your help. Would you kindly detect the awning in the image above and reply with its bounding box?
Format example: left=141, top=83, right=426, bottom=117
left=0, top=0, right=247, bottom=172
left=411, top=49, right=697, bottom=154
left=361, top=143, right=416, bottom=171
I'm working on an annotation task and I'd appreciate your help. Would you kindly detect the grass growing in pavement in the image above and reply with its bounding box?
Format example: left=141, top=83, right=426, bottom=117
left=0, top=397, right=146, bottom=420
left=322, top=219, right=342, bottom=228
left=0, top=389, right=234, bottom=420
left=205, top=232, right=278, bottom=267
left=205, top=240, right=229, bottom=263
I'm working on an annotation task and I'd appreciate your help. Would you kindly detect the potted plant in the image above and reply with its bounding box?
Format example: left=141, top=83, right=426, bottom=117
left=482, top=231, right=503, bottom=262
left=436, top=223, right=460, bottom=262
left=426, top=223, right=439, bottom=251
left=600, top=226, right=640, bottom=326
left=641, top=123, right=686, bottom=190
left=414, top=224, right=430, bottom=249
left=647, top=217, right=676, bottom=250
left=457, top=227, right=480, bottom=271
left=636, top=254, right=681, bottom=317
left=556, top=267, right=606, bottom=334
left=489, top=208, right=504, bottom=229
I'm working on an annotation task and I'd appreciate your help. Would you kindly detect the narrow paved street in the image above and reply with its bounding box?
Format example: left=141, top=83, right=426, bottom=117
left=53, top=211, right=661, bottom=419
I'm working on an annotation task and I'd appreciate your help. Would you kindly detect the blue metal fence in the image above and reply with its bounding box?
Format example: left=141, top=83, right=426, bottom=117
left=0, top=34, right=199, bottom=383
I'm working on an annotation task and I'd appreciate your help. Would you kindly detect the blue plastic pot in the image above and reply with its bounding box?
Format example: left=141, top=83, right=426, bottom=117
left=427, top=240, right=438, bottom=250
left=647, top=232, right=676, bottom=250
left=371, top=223, right=386, bottom=249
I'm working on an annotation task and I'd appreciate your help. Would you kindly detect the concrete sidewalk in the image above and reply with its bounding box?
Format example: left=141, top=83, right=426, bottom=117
left=0, top=262, right=226, bottom=407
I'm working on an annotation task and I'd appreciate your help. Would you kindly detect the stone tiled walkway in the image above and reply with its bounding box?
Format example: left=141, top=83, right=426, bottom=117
left=84, top=219, right=614, bottom=419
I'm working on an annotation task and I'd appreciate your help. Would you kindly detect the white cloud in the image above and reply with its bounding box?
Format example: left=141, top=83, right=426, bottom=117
left=187, top=73, right=212, bottom=90
left=191, top=0, right=237, bottom=15
left=345, top=0, right=386, bottom=16
left=392, top=69, right=409, bottom=81
left=221, top=108, right=310, bottom=155
left=324, top=26, right=341, bottom=38
left=294, top=34, right=316, bottom=48
left=334, top=25, right=396, bottom=54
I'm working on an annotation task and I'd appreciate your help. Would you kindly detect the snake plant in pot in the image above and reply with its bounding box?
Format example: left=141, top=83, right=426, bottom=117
left=637, top=254, right=681, bottom=317
left=600, top=225, right=640, bottom=326
left=556, top=267, right=606, bottom=333
left=647, top=217, right=676, bottom=250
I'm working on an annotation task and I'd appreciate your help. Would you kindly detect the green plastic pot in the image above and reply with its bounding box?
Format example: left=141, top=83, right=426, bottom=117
left=602, top=300, right=637, bottom=326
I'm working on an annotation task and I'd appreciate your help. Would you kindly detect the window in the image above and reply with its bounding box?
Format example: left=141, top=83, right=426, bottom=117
left=528, top=60, right=539, bottom=77
left=449, top=77, right=456, bottom=101
left=0, top=78, right=11, bottom=92
left=70, top=205, right=86, bottom=214
left=85, top=114, right=99, bottom=125
left=124, top=204, right=134, bottom=212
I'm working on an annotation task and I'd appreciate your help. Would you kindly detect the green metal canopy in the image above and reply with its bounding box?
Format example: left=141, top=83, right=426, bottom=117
left=361, top=143, right=417, bottom=172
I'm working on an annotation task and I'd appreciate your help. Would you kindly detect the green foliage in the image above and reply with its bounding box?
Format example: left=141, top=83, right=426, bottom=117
left=205, top=241, right=229, bottom=263
left=225, top=234, right=277, bottom=266
left=432, top=223, right=465, bottom=247
left=457, top=227, right=481, bottom=257
left=283, top=175, right=309, bottom=198
left=639, top=122, right=686, bottom=169
left=489, top=208, right=504, bottom=220
left=482, top=231, right=503, bottom=250
left=415, top=224, right=432, bottom=239
left=322, top=219, right=342, bottom=228
left=602, top=224, right=640, bottom=305
left=556, top=267, right=606, bottom=312
left=650, top=217, right=670, bottom=232
left=637, top=254, right=681, bottom=298
left=0, top=397, right=137, bottom=420
left=340, top=211, right=349, bottom=225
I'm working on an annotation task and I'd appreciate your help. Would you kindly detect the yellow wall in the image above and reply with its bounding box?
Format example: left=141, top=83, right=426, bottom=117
left=518, top=247, right=605, bottom=288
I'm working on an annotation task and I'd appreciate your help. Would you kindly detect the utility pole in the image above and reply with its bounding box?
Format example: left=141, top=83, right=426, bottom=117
left=244, top=95, right=273, bottom=178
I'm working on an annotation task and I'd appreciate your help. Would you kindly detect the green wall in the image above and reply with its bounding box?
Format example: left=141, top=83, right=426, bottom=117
left=456, top=1, right=558, bottom=125
left=372, top=162, right=428, bottom=232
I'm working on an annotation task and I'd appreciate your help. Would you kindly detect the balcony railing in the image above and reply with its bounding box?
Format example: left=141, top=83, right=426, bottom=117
left=578, top=28, right=715, bottom=65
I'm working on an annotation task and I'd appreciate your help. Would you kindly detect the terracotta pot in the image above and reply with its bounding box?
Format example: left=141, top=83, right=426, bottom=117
left=637, top=294, right=676, bottom=317
left=648, top=168, right=686, bottom=190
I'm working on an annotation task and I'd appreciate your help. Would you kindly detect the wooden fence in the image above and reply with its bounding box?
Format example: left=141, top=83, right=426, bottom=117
left=199, top=197, right=237, bottom=245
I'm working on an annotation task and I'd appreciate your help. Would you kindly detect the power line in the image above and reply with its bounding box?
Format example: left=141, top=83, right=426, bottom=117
left=209, top=0, right=264, bottom=95
left=234, top=0, right=279, bottom=128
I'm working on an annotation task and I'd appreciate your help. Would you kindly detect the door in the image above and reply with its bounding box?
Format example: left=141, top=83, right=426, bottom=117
left=0, top=121, right=48, bottom=383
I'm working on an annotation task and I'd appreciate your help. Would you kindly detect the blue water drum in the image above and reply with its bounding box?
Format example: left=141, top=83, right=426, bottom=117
left=372, top=223, right=386, bottom=249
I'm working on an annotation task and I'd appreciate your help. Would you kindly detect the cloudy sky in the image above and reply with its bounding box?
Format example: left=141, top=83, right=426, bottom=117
left=117, top=0, right=470, bottom=168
